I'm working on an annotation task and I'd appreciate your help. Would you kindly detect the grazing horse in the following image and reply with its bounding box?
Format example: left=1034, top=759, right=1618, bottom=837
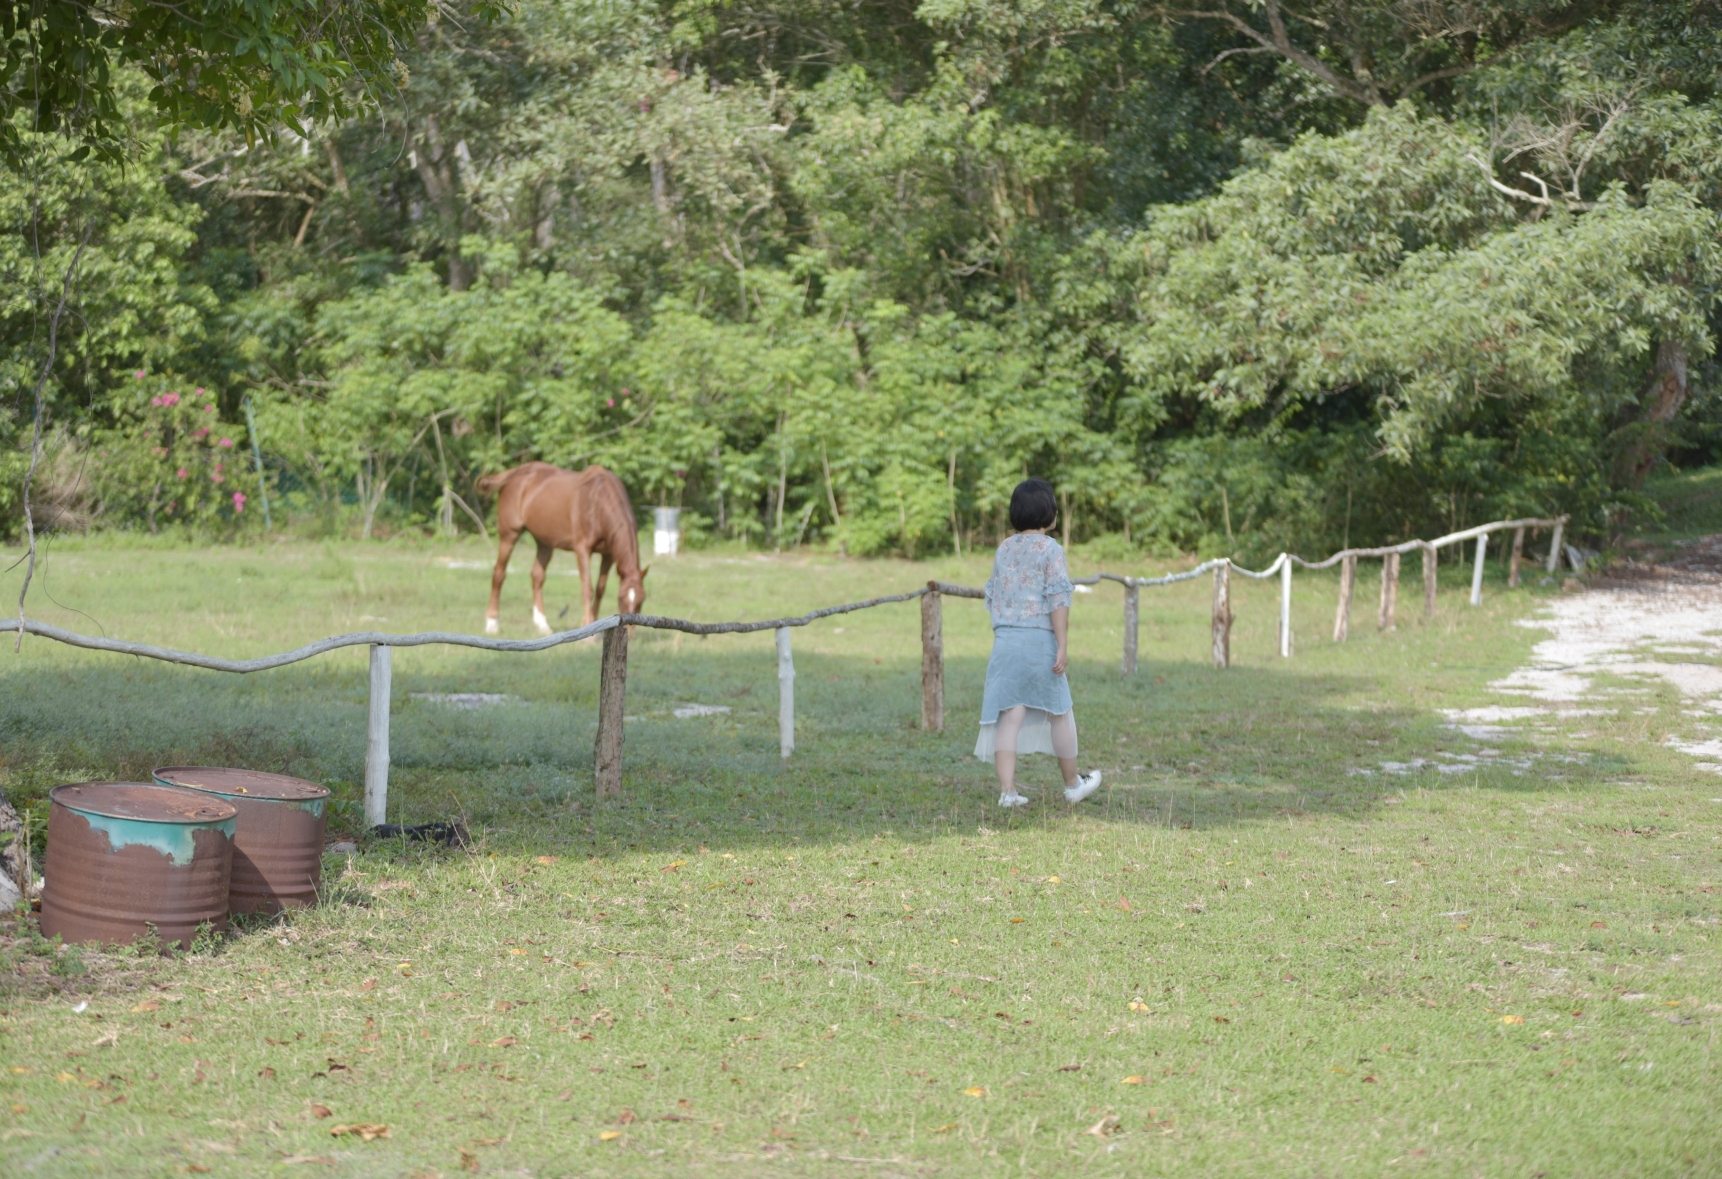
left=476, top=462, right=647, bottom=635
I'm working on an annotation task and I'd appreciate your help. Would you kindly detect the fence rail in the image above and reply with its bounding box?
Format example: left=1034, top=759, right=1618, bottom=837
left=2, top=514, right=1568, bottom=819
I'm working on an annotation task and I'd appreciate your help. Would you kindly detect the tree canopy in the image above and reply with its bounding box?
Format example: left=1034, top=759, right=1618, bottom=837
left=3, top=0, right=1719, bottom=554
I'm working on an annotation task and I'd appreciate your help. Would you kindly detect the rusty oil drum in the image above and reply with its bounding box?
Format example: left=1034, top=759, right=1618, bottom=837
left=40, top=782, right=236, bottom=950
left=152, top=767, right=330, bottom=915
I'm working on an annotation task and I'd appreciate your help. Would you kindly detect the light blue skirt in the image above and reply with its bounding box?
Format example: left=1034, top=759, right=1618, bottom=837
left=975, top=626, right=1076, bottom=763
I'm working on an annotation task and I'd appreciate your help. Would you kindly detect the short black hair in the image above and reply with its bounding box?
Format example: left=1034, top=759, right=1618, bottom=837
left=1009, top=478, right=1058, bottom=531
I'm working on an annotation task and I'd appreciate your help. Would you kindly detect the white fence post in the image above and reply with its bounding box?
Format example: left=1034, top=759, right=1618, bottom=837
left=777, top=626, right=795, bottom=759
left=1545, top=518, right=1565, bottom=573
left=1470, top=533, right=1488, bottom=606
left=365, top=644, right=392, bottom=827
left=1122, top=579, right=1140, bottom=675
left=1278, top=556, right=1292, bottom=658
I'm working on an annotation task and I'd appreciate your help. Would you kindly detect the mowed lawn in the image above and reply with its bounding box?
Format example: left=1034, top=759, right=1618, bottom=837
left=1, top=536, right=1718, bottom=1177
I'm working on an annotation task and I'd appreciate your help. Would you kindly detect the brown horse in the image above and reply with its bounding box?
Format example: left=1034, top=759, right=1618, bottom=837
left=476, top=462, right=647, bottom=635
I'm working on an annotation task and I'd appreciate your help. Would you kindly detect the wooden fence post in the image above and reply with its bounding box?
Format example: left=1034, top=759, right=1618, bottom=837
left=1509, top=527, right=1525, bottom=587
left=1378, top=551, right=1399, bottom=630
left=364, top=644, right=391, bottom=827
left=1470, top=533, right=1488, bottom=606
left=1211, top=560, right=1231, bottom=668
left=1332, top=554, right=1356, bottom=642
left=777, top=627, right=795, bottom=758
left=594, top=624, right=628, bottom=797
left=1422, top=542, right=1437, bottom=619
left=1278, top=557, right=1292, bottom=658
left=1545, top=518, right=1565, bottom=573
left=920, top=585, right=943, bottom=731
left=1122, top=580, right=1140, bottom=675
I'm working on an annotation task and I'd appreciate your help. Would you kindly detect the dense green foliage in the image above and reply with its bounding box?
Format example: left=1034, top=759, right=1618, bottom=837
left=4, top=0, right=1721, bottom=557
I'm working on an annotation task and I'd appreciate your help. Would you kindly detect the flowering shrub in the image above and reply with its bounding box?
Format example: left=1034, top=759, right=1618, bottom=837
left=91, top=377, right=257, bottom=533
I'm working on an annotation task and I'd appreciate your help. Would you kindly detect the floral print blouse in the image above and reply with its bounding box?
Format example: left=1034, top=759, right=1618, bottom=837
left=984, top=532, right=1073, bottom=630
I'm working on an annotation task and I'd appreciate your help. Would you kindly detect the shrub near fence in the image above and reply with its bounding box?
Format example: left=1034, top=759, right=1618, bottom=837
left=0, top=516, right=1567, bottom=817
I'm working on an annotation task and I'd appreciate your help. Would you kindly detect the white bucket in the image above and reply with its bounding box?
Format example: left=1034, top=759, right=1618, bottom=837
left=653, top=506, right=681, bottom=557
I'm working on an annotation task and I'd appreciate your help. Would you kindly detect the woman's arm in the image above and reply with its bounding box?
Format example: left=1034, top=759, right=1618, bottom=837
left=1051, top=606, right=1069, bottom=676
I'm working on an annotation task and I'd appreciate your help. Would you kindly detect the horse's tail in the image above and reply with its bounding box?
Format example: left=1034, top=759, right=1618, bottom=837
left=476, top=464, right=531, bottom=495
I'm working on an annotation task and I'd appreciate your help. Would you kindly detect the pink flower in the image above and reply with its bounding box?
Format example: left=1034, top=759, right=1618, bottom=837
left=606, top=398, right=615, bottom=408
left=211, top=471, right=225, bottom=484
left=152, top=446, right=167, bottom=457
left=218, top=437, right=233, bottom=448
left=195, top=387, right=204, bottom=395
left=194, top=426, right=210, bottom=438
left=232, top=492, right=246, bottom=513
left=135, top=371, right=145, bottom=379
left=176, top=468, right=188, bottom=480
left=203, top=404, right=216, bottom=413
left=163, top=392, right=179, bottom=407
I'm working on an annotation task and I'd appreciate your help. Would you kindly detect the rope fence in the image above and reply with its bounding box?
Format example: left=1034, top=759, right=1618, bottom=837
left=0, top=514, right=1568, bottom=816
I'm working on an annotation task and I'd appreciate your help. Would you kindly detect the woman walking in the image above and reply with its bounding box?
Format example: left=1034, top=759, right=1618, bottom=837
left=976, top=478, right=1102, bottom=808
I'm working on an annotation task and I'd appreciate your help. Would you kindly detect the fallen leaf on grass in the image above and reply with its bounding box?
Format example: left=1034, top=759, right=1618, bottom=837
left=1330, top=1068, right=1349, bottom=1075
left=931, top=1123, right=958, bottom=1133
left=1085, top=1115, right=1122, bottom=1137
left=188, top=1165, right=212, bottom=1173
left=1120, top=1076, right=1146, bottom=1085
left=458, top=1149, right=479, bottom=1171
left=1591, top=921, right=1607, bottom=929
left=1128, top=1000, right=1150, bottom=1013
left=962, top=1086, right=986, bottom=1098
left=660, top=861, right=686, bottom=873
left=1057, top=1064, right=1081, bottom=1072
left=1362, top=1075, right=1378, bottom=1083
left=509, top=949, right=527, bottom=956
left=598, top=1130, right=623, bottom=1142
left=1500, top=1015, right=1524, bottom=1025
left=1213, top=1016, right=1231, bottom=1024
left=781, top=1059, right=808, bottom=1071
left=131, top=1001, right=159, bottom=1013
left=280, top=1156, right=334, bottom=1166
left=556, top=1089, right=574, bottom=1101
left=309, top=1104, right=332, bottom=1119
left=329, top=1123, right=390, bottom=1141
left=617, top=1110, right=637, bottom=1125
left=1010, top=917, right=1026, bottom=924
left=490, top=1037, right=518, bottom=1048
left=535, top=856, right=558, bottom=865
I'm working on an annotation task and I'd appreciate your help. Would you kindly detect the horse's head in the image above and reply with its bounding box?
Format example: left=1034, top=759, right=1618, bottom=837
left=618, top=566, right=648, bottom=615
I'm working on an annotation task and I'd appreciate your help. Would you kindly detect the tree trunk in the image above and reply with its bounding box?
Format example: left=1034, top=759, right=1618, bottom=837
left=1626, top=338, right=1690, bottom=485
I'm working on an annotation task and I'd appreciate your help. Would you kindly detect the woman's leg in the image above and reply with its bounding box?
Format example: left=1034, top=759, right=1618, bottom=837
left=1050, top=709, right=1079, bottom=788
left=994, top=705, right=1027, bottom=796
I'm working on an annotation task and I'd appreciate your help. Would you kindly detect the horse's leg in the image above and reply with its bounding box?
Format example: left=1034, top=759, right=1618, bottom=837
left=530, top=542, right=555, bottom=635
left=575, top=544, right=596, bottom=626
left=486, top=528, right=521, bottom=635
left=595, top=553, right=614, bottom=615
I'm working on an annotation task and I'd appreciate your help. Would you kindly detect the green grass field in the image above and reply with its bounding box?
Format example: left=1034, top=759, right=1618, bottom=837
left=1, top=536, right=1718, bottom=1177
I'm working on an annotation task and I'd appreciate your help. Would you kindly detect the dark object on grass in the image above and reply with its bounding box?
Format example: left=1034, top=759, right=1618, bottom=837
left=40, top=782, right=235, bottom=950
left=371, top=821, right=471, bottom=848
left=153, top=767, right=330, bottom=916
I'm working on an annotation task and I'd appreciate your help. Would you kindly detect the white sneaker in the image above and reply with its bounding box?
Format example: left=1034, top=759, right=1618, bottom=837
left=998, top=792, right=1030, bottom=808
left=1064, top=771, right=1102, bottom=804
